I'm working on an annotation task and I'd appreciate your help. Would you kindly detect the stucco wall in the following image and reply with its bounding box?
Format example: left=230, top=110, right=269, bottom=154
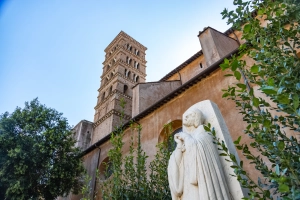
left=87, top=66, right=262, bottom=199
left=73, top=120, right=93, bottom=150
left=132, top=81, right=181, bottom=117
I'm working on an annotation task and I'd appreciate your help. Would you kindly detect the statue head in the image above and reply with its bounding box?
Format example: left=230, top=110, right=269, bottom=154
left=182, top=108, right=204, bottom=128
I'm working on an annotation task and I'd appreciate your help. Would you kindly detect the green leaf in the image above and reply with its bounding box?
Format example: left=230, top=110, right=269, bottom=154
left=267, top=78, right=274, bottom=86
left=222, top=92, right=230, bottom=98
left=220, top=63, right=229, bottom=70
left=263, top=120, right=271, bottom=128
left=278, top=141, right=285, bottom=151
left=231, top=59, right=239, bottom=71
left=278, top=184, right=289, bottom=193
left=234, top=71, right=241, bottom=80
left=261, top=86, right=277, bottom=95
left=257, top=9, right=264, bottom=15
left=204, top=125, right=211, bottom=132
left=243, top=24, right=251, bottom=33
left=253, top=97, right=259, bottom=107
left=224, top=58, right=229, bottom=64
left=277, top=95, right=289, bottom=104
left=249, top=88, right=254, bottom=96
left=250, top=65, right=259, bottom=73
left=293, top=95, right=299, bottom=109
left=234, top=136, right=242, bottom=145
left=236, top=83, right=246, bottom=90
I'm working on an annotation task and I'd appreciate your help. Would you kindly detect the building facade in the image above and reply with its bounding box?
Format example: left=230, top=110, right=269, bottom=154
left=66, top=27, right=265, bottom=199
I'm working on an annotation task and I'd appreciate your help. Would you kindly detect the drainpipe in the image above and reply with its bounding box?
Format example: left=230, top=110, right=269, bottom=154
left=93, top=145, right=101, bottom=199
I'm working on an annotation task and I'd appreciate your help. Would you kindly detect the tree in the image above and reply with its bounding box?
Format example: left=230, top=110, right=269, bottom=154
left=0, top=98, right=84, bottom=200
left=98, top=99, right=173, bottom=200
left=100, top=122, right=173, bottom=200
left=211, top=0, right=300, bottom=199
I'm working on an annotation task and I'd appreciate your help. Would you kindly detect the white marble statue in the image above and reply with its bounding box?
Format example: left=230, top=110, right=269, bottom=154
left=168, top=101, right=241, bottom=200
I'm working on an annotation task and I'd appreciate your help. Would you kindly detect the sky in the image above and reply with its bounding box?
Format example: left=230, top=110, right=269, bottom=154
left=0, top=0, right=236, bottom=126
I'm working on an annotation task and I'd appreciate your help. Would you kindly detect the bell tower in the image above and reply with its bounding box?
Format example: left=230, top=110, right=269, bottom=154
left=92, top=31, right=147, bottom=143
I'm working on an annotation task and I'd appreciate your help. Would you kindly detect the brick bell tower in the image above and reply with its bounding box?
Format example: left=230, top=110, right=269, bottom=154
left=92, top=31, right=147, bottom=143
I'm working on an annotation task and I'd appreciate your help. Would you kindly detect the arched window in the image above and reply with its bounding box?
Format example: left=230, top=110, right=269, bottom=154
left=158, top=120, right=182, bottom=151
left=123, top=85, right=128, bottom=94
left=106, top=65, right=110, bottom=71
left=133, top=74, right=139, bottom=82
left=135, top=62, right=139, bottom=69
left=109, top=86, right=113, bottom=94
left=110, top=72, right=114, bottom=78
left=199, top=63, right=203, bottom=68
left=104, top=77, right=109, bottom=84
left=168, top=127, right=182, bottom=151
left=125, top=69, right=130, bottom=78
left=102, top=92, right=105, bottom=101
left=126, top=56, right=131, bottom=65
left=99, top=157, right=113, bottom=180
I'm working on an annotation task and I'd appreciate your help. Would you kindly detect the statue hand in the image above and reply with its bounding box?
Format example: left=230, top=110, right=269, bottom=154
left=174, top=134, right=185, bottom=152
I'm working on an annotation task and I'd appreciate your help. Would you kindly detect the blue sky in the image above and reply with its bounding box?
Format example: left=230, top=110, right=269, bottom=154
left=0, top=0, right=236, bottom=126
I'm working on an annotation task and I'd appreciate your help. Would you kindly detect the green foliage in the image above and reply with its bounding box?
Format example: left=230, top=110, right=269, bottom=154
left=219, top=0, right=300, bottom=199
left=0, top=98, right=84, bottom=200
left=148, top=123, right=174, bottom=199
left=99, top=99, right=173, bottom=199
left=80, top=173, right=93, bottom=200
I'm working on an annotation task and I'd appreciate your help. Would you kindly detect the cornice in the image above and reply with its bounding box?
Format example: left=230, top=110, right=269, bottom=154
left=93, top=109, right=131, bottom=128
left=94, top=89, right=132, bottom=110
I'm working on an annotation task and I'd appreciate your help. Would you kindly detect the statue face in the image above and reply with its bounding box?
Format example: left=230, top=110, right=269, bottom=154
left=183, top=111, right=196, bottom=127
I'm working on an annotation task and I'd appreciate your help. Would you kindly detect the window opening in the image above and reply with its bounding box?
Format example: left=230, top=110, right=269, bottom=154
left=123, top=85, right=128, bottom=94
left=102, top=92, right=105, bottom=101
left=99, top=157, right=113, bottom=180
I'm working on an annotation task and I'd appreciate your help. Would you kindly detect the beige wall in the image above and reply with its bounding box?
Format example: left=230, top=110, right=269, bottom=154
left=132, top=81, right=181, bottom=117
left=86, top=67, right=262, bottom=200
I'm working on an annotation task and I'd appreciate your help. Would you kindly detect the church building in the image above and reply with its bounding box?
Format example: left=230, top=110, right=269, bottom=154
left=68, top=26, right=257, bottom=199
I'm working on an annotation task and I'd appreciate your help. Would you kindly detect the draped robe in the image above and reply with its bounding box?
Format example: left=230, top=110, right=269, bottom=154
left=168, top=125, right=232, bottom=200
